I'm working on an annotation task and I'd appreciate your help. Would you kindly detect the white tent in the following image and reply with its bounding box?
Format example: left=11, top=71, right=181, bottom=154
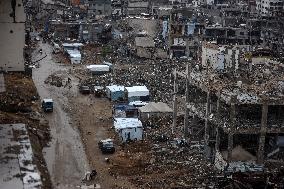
left=125, top=86, right=149, bottom=97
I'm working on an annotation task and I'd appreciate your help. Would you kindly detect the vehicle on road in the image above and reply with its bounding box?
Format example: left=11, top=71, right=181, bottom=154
left=98, top=139, right=115, bottom=154
left=79, top=85, right=91, bottom=94
left=42, top=99, right=53, bottom=112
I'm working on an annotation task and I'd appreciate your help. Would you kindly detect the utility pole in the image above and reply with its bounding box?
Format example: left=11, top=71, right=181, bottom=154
left=172, top=68, right=178, bottom=134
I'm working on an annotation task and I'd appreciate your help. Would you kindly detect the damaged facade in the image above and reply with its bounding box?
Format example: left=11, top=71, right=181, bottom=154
left=0, top=0, right=26, bottom=71
left=7, top=0, right=284, bottom=188
left=177, top=46, right=284, bottom=184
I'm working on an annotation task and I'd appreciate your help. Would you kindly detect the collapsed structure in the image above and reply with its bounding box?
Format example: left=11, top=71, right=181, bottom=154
left=16, top=0, right=284, bottom=187
left=176, top=47, right=284, bottom=174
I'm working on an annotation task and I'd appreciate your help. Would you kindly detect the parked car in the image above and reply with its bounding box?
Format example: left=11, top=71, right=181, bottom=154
left=98, top=139, right=115, bottom=154
left=41, top=99, right=53, bottom=112
left=79, top=85, right=91, bottom=94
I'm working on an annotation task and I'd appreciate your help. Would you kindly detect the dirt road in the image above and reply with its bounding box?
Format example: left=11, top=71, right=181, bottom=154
left=69, top=95, right=137, bottom=189
left=32, top=42, right=89, bottom=189
left=32, top=41, right=136, bottom=189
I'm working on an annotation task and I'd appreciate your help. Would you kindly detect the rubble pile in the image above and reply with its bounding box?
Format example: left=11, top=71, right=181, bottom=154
left=110, top=115, right=216, bottom=188
left=44, top=74, right=64, bottom=87
left=82, top=60, right=186, bottom=103
left=81, top=44, right=102, bottom=65
left=144, top=116, right=184, bottom=139
left=0, top=73, right=38, bottom=113
left=52, top=52, right=70, bottom=64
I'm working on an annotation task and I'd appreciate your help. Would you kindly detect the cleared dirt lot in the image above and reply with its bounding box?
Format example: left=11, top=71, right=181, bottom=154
left=69, top=94, right=137, bottom=188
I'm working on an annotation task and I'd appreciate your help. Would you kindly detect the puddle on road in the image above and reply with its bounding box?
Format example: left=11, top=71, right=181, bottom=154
left=32, top=42, right=89, bottom=188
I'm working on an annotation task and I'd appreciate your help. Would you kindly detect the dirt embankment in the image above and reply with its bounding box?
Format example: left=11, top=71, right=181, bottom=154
left=0, top=73, right=52, bottom=189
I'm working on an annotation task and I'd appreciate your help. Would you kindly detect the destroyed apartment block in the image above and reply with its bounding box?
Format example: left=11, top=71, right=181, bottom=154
left=201, top=41, right=251, bottom=71
left=151, top=4, right=172, bottom=18
left=111, top=0, right=123, bottom=18
left=134, top=37, right=155, bottom=58
left=163, top=8, right=203, bottom=59
left=127, top=0, right=150, bottom=16
left=49, top=20, right=112, bottom=43
left=203, top=26, right=254, bottom=45
left=28, top=0, right=68, bottom=20
left=177, top=54, right=284, bottom=174
left=87, top=0, right=112, bottom=18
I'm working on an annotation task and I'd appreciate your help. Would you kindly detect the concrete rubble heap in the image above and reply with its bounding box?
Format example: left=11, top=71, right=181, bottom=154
left=7, top=0, right=284, bottom=188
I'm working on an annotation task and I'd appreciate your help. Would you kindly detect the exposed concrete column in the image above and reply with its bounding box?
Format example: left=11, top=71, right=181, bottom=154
left=168, top=11, right=172, bottom=58
left=228, top=96, right=236, bottom=163
left=215, top=92, right=221, bottom=152
left=204, top=90, right=211, bottom=147
left=184, top=64, right=190, bottom=137
left=257, top=101, right=268, bottom=164
left=172, top=68, right=178, bottom=134
left=186, top=37, right=190, bottom=58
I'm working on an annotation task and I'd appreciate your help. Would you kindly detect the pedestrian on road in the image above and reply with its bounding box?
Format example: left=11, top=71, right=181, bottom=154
left=90, top=169, right=97, bottom=180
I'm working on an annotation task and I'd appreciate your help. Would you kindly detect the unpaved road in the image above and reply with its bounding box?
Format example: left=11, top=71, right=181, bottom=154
left=69, top=95, right=137, bottom=189
left=32, top=41, right=136, bottom=189
left=32, top=42, right=89, bottom=189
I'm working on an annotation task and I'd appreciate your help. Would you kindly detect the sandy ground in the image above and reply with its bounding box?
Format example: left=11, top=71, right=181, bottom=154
left=69, top=95, right=137, bottom=189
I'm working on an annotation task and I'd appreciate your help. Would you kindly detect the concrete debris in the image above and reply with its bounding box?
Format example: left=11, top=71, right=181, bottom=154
left=16, top=0, right=284, bottom=188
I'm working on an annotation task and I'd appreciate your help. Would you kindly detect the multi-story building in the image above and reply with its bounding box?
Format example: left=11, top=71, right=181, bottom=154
left=256, top=0, right=283, bottom=16
left=175, top=50, right=284, bottom=182
left=87, top=0, right=112, bottom=17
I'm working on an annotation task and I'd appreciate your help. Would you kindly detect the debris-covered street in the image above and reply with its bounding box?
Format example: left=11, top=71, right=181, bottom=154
left=33, top=41, right=89, bottom=188
left=1, top=0, right=284, bottom=188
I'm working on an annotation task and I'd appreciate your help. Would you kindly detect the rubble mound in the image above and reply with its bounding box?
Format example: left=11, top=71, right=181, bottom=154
left=44, top=74, right=64, bottom=87
left=0, top=73, right=38, bottom=113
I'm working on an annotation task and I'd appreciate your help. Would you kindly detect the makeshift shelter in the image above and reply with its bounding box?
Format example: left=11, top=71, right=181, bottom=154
left=125, top=86, right=150, bottom=102
left=138, top=102, right=173, bottom=121
left=114, top=118, right=143, bottom=142
left=113, top=104, right=138, bottom=118
left=86, top=65, right=110, bottom=75
left=106, top=85, right=125, bottom=101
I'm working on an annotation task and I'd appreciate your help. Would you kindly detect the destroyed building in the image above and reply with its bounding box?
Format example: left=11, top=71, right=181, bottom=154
left=134, top=37, right=155, bottom=58
left=201, top=41, right=251, bottom=71
left=166, top=8, right=200, bottom=59
left=87, top=0, right=112, bottom=17
left=256, top=0, right=284, bottom=16
left=49, top=19, right=112, bottom=43
left=127, top=0, right=150, bottom=16
left=178, top=48, right=284, bottom=176
left=0, top=0, right=26, bottom=72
